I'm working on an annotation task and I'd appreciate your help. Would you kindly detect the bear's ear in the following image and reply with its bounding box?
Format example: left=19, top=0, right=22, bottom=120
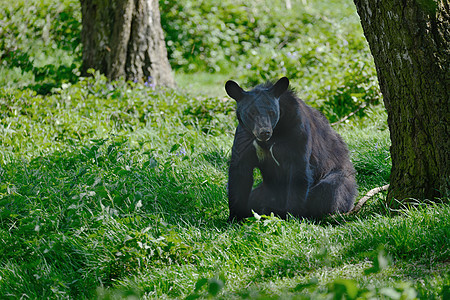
left=271, top=77, right=289, bottom=98
left=225, top=80, right=244, bottom=101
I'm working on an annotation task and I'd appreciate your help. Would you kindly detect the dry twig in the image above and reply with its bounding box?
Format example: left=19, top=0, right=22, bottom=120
left=346, top=184, right=390, bottom=215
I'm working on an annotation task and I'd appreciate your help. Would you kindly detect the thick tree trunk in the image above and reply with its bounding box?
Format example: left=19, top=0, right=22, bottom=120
left=80, top=0, right=175, bottom=87
left=353, top=0, right=449, bottom=204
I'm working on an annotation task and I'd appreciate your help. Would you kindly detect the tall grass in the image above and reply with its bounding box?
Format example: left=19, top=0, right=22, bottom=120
left=1, top=73, right=449, bottom=298
left=0, top=0, right=448, bottom=298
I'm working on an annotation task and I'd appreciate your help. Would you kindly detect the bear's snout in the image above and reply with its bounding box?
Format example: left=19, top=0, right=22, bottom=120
left=255, top=128, right=272, bottom=142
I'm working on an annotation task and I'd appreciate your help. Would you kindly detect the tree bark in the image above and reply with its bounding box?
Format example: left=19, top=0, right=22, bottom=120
left=353, top=0, right=449, bottom=204
left=80, top=0, right=175, bottom=87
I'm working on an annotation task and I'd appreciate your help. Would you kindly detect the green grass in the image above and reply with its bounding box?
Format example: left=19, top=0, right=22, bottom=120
left=1, top=0, right=449, bottom=298
left=0, top=74, right=449, bottom=299
left=175, top=72, right=231, bottom=98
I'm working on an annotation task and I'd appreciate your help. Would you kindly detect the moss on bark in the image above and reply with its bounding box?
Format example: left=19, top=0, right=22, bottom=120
left=353, top=0, right=449, bottom=204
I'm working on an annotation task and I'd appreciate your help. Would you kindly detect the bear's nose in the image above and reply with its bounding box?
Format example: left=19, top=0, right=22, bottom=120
left=258, top=129, right=272, bottom=141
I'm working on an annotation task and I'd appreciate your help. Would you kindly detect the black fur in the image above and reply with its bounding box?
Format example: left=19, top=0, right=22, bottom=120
left=225, top=77, right=357, bottom=221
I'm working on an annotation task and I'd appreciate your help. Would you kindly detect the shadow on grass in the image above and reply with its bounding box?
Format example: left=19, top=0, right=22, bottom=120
left=0, top=140, right=231, bottom=297
left=237, top=201, right=450, bottom=287
left=2, top=141, right=448, bottom=298
left=0, top=139, right=230, bottom=229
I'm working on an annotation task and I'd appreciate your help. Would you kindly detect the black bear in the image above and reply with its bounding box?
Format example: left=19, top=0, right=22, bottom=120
left=225, top=77, right=357, bottom=221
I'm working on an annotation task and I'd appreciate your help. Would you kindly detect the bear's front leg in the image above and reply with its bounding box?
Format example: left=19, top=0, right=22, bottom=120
left=228, top=162, right=254, bottom=222
left=269, top=141, right=313, bottom=217
left=227, top=126, right=258, bottom=221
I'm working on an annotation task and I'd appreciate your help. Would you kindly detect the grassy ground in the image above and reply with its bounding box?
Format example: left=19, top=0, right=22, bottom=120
left=0, top=73, right=449, bottom=299
left=0, top=0, right=448, bottom=298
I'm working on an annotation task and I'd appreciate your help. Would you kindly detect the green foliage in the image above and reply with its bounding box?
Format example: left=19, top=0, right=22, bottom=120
left=1, top=0, right=381, bottom=121
left=160, top=0, right=382, bottom=121
left=160, top=0, right=316, bottom=73
left=0, top=0, right=81, bottom=93
left=0, top=0, right=448, bottom=298
left=0, top=76, right=449, bottom=298
left=186, top=276, right=226, bottom=299
left=363, top=246, right=393, bottom=275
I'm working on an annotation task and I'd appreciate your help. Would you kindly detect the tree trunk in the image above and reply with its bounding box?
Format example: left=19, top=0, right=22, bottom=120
left=353, top=0, right=449, bottom=204
left=80, top=0, right=175, bottom=87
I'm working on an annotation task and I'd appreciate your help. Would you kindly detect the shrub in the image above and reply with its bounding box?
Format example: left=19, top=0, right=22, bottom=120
left=0, top=0, right=81, bottom=92
left=160, top=0, right=382, bottom=121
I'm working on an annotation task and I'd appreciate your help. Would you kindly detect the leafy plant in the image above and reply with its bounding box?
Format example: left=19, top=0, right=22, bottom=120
left=0, top=0, right=81, bottom=93
left=160, top=0, right=382, bottom=120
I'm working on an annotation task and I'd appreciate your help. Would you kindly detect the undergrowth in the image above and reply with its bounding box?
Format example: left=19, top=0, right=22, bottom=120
left=1, top=0, right=380, bottom=121
left=0, top=74, right=449, bottom=299
left=0, top=0, right=448, bottom=298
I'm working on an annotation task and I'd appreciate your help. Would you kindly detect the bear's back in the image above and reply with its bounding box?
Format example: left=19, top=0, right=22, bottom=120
left=281, top=90, right=354, bottom=183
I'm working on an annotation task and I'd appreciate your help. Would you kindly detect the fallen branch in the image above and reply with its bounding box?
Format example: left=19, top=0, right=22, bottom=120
left=346, top=184, right=390, bottom=215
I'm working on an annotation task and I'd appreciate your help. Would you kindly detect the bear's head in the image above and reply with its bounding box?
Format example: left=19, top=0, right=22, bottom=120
left=225, top=77, right=289, bottom=142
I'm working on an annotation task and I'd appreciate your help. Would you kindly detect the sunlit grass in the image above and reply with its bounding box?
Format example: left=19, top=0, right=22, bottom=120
left=0, top=0, right=448, bottom=298
left=1, top=75, right=449, bottom=298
